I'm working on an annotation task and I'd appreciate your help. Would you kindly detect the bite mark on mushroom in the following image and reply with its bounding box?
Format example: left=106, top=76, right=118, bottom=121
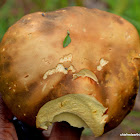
left=43, top=64, right=76, bottom=80
left=97, top=58, right=109, bottom=71
left=59, top=54, right=72, bottom=63
left=43, top=64, right=67, bottom=79
left=43, top=54, right=76, bottom=79
left=73, top=69, right=99, bottom=84
left=67, top=65, right=76, bottom=73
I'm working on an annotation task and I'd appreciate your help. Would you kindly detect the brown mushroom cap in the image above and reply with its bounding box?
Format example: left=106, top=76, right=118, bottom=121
left=0, top=6, right=140, bottom=136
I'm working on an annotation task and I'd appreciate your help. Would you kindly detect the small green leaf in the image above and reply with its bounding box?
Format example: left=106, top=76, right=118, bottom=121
left=63, top=31, right=71, bottom=48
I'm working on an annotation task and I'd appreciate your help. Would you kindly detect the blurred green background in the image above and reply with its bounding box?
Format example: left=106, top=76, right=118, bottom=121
left=0, top=0, right=140, bottom=140
left=0, top=0, right=140, bottom=41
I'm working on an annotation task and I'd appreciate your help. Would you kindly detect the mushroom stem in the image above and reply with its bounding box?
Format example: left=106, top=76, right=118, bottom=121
left=49, top=122, right=83, bottom=140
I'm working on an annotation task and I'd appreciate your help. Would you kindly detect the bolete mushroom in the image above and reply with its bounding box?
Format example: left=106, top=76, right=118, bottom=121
left=0, top=6, right=140, bottom=137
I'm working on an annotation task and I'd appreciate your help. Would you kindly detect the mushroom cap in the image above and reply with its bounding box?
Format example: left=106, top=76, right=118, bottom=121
left=0, top=6, right=140, bottom=136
